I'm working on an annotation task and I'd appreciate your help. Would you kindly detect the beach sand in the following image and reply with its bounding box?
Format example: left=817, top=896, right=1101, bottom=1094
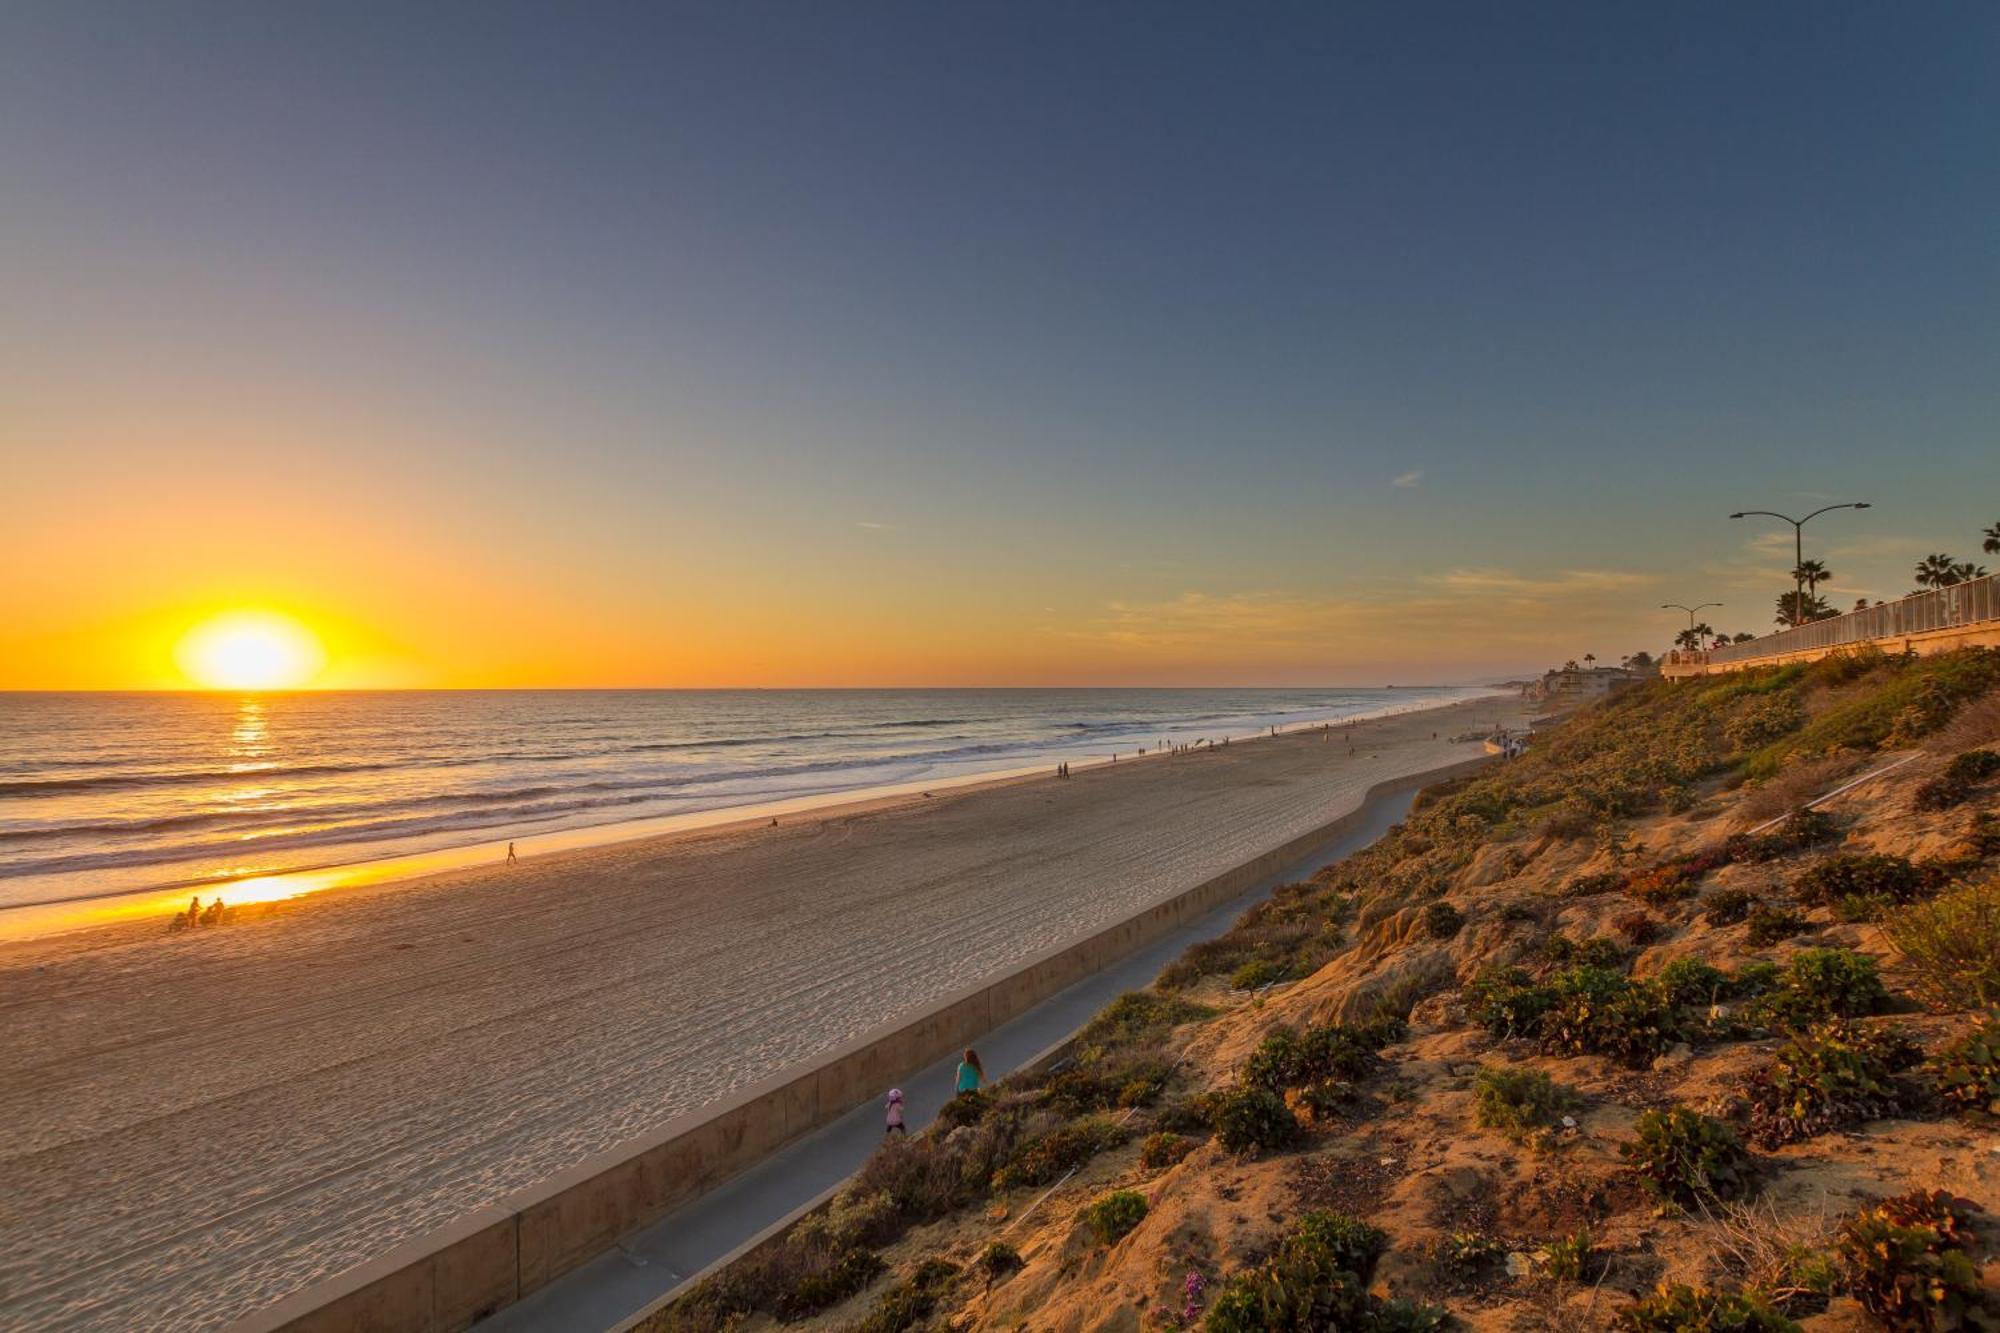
left=0, top=694, right=1522, bottom=1329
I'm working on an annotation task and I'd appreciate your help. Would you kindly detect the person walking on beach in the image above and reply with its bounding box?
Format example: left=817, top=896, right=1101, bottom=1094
left=884, top=1088, right=906, bottom=1136
left=956, top=1048, right=985, bottom=1094
left=505, top=841, right=517, bottom=865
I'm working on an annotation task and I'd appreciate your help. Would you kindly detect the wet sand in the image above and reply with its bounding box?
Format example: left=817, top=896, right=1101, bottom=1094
left=0, top=694, right=1519, bottom=1329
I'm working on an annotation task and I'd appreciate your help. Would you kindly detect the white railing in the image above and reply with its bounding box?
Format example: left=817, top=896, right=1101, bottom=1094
left=1707, top=573, right=2000, bottom=665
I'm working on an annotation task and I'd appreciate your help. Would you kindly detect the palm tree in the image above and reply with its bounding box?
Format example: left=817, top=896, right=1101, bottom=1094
left=1673, top=626, right=1706, bottom=652
left=1792, top=559, right=1831, bottom=600
left=1776, top=592, right=1833, bottom=626
left=1952, top=560, right=1989, bottom=583
left=1732, top=632, right=1757, bottom=643
left=1583, top=653, right=1597, bottom=670
left=1853, top=597, right=1870, bottom=611
left=1914, top=553, right=1962, bottom=590
left=1983, top=521, right=2000, bottom=555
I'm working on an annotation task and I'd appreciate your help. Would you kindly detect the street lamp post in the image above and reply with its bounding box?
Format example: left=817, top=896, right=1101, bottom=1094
left=1729, top=503, right=1872, bottom=626
left=1662, top=601, right=1722, bottom=648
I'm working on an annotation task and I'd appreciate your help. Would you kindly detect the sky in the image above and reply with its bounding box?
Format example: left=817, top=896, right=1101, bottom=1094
left=3, top=2, right=1996, bottom=689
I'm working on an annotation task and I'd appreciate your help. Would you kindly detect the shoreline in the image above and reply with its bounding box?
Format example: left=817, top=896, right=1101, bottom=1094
left=0, top=692, right=1527, bottom=1330
left=0, top=687, right=1509, bottom=947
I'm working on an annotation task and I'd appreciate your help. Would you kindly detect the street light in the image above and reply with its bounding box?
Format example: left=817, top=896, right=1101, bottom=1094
left=1662, top=602, right=1723, bottom=646
left=1729, top=503, right=1872, bottom=626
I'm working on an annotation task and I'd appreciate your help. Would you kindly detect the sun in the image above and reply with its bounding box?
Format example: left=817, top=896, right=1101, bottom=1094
left=174, top=611, right=328, bottom=690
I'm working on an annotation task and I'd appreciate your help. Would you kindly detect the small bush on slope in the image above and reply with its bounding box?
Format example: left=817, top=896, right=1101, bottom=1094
left=1212, top=1085, right=1302, bottom=1155
left=1887, top=878, right=2000, bottom=1011
left=1472, top=1065, right=1581, bottom=1140
left=1794, top=853, right=1926, bottom=907
left=1077, top=1189, right=1148, bottom=1245
left=1204, top=1211, right=1447, bottom=1332
left=1623, top=1108, right=1755, bottom=1211
left=1745, top=948, right=1889, bottom=1029
left=1928, top=1016, right=2000, bottom=1120
left=1745, top=1021, right=1924, bottom=1148
left=1834, top=1190, right=1990, bottom=1330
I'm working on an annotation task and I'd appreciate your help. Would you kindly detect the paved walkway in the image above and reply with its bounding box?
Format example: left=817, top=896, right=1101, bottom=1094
left=479, top=790, right=1419, bottom=1332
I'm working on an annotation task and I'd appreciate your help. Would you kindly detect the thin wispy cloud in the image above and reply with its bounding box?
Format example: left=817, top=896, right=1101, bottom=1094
left=1392, top=470, right=1424, bottom=489
left=856, top=521, right=892, bottom=531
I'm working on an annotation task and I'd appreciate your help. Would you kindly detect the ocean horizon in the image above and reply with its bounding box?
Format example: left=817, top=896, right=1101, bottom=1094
left=0, top=686, right=1501, bottom=912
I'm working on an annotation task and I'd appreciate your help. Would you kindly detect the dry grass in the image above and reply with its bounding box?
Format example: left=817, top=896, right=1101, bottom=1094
left=1693, top=1194, right=1839, bottom=1308
left=1735, top=754, right=1859, bottom=825
left=1929, top=690, right=2000, bottom=752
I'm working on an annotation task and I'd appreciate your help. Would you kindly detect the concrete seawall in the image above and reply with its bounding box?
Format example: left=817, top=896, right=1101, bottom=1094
left=238, top=754, right=1493, bottom=1333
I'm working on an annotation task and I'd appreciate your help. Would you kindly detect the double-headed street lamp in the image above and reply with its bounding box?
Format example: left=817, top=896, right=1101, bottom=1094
left=1729, top=503, right=1872, bottom=626
left=1662, top=601, right=1722, bottom=647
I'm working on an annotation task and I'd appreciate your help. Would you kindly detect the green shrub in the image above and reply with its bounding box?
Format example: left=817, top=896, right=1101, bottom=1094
left=777, top=1246, right=886, bottom=1318
left=1541, top=966, right=1683, bottom=1067
left=1729, top=961, right=1784, bottom=997
left=1749, top=948, right=1889, bottom=1028
left=1928, top=1016, right=2000, bottom=1119
left=1541, top=1227, right=1596, bottom=1282
left=1465, top=965, right=1556, bottom=1038
left=1744, top=1021, right=1923, bottom=1148
left=1140, top=1130, right=1197, bottom=1169
left=1472, top=1065, right=1581, bottom=1140
left=1542, top=933, right=1629, bottom=969
left=1834, top=1190, right=1987, bottom=1331
left=1422, top=901, right=1465, bottom=939
left=994, top=1114, right=1128, bottom=1188
left=1203, top=1211, right=1424, bottom=1332
left=1231, top=959, right=1285, bottom=990
left=1727, top=695, right=1807, bottom=750
left=1746, top=906, right=1809, bottom=947
left=1622, top=1107, right=1755, bottom=1210
left=1886, top=879, right=2000, bottom=1011
left=1615, top=1283, right=1801, bottom=1331
left=1831, top=891, right=1894, bottom=923
left=1704, top=889, right=1755, bottom=927
left=1945, top=749, right=2000, bottom=784
left=1794, top=854, right=1925, bottom=908
left=1078, top=990, right=1215, bottom=1047
left=1241, top=1019, right=1397, bottom=1092
left=1078, top=1189, right=1148, bottom=1245
left=1913, top=776, right=1971, bottom=812
left=1212, top=1085, right=1302, bottom=1155
left=1565, top=871, right=1627, bottom=898
left=1653, top=958, right=1730, bottom=1007
left=933, top=1088, right=990, bottom=1130
left=1729, top=810, right=1839, bottom=862
left=847, top=1257, right=958, bottom=1333
left=975, top=1240, right=1021, bottom=1282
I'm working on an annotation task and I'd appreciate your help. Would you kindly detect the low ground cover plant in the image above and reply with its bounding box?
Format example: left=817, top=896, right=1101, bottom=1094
left=1212, top=1085, right=1302, bottom=1155
left=1616, top=1283, right=1800, bottom=1332
left=1833, top=1189, right=1989, bottom=1329
left=1793, top=853, right=1925, bottom=908
left=1745, top=1021, right=1924, bottom=1148
left=1623, top=1107, right=1755, bottom=1210
left=1746, top=905, right=1810, bottom=947
left=1745, top=948, right=1889, bottom=1029
left=1204, top=1211, right=1446, bottom=1332
left=1078, top=1189, right=1148, bottom=1245
left=848, top=1257, right=958, bottom=1333
left=1472, top=1065, right=1580, bottom=1141
left=1928, top=1017, right=2000, bottom=1120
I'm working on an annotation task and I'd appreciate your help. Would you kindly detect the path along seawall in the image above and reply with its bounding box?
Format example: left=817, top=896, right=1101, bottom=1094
left=237, top=753, right=1498, bottom=1333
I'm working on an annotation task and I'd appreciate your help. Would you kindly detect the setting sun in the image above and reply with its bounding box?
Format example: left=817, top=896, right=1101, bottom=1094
left=173, top=611, right=328, bottom=690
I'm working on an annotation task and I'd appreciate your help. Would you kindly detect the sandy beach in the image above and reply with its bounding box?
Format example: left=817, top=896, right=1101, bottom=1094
left=0, top=693, right=1520, bottom=1330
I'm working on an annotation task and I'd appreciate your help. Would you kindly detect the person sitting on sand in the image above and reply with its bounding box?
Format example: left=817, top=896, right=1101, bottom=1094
left=956, top=1048, right=984, bottom=1094
left=884, top=1087, right=905, bottom=1135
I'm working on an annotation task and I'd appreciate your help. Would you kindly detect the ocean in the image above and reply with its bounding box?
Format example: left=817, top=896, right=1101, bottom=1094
left=0, top=686, right=1492, bottom=912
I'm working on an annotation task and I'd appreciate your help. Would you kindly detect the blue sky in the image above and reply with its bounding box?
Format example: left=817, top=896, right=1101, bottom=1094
left=3, top=2, right=1996, bottom=686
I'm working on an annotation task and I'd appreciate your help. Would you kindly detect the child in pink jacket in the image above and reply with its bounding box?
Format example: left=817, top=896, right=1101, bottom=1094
left=884, top=1088, right=906, bottom=1136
